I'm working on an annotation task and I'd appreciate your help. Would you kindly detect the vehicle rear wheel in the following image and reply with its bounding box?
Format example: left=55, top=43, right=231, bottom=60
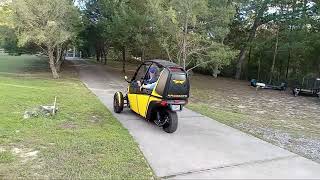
left=113, top=92, right=124, bottom=113
left=163, top=110, right=178, bottom=133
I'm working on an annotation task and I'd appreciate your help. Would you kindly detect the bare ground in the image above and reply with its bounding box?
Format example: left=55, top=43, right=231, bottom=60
left=189, top=74, right=320, bottom=163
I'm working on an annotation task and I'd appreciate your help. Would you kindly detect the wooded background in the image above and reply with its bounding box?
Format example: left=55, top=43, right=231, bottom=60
left=0, top=0, right=319, bottom=84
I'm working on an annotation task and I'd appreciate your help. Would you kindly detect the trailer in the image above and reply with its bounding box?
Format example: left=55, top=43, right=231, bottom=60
left=292, top=77, right=320, bottom=97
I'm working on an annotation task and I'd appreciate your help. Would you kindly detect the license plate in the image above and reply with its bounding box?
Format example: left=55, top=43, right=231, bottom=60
left=170, top=105, right=181, bottom=111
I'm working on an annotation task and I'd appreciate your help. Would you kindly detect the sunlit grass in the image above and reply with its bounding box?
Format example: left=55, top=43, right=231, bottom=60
left=0, top=54, right=153, bottom=179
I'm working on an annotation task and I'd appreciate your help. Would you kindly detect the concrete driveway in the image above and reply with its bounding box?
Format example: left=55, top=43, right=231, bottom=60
left=71, top=60, right=320, bottom=179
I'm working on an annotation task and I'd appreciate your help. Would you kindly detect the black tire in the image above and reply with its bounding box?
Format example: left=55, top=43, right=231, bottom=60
left=163, top=110, right=178, bottom=133
left=113, top=92, right=124, bottom=113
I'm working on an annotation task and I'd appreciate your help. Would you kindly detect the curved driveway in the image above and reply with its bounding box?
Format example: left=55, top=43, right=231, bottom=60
left=71, top=60, right=320, bottom=179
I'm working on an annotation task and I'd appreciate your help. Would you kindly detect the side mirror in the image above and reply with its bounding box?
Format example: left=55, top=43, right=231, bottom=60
left=124, top=76, right=131, bottom=83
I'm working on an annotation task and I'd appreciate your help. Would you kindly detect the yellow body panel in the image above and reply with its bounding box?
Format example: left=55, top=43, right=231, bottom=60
left=151, top=89, right=162, bottom=98
left=128, top=94, right=138, bottom=114
left=137, top=94, right=151, bottom=117
left=127, top=69, right=163, bottom=118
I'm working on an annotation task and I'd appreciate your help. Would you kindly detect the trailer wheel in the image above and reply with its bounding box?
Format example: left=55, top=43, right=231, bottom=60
left=292, top=88, right=299, bottom=97
left=113, top=92, right=124, bottom=113
left=163, top=110, right=178, bottom=133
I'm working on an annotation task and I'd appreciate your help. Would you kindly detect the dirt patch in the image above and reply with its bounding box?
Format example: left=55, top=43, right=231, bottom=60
left=191, top=75, right=320, bottom=123
left=11, top=147, right=39, bottom=163
left=190, top=74, right=320, bottom=163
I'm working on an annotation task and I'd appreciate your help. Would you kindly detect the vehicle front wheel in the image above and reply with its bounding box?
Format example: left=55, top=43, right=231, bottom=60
left=113, top=92, right=124, bottom=113
left=163, top=110, right=178, bottom=133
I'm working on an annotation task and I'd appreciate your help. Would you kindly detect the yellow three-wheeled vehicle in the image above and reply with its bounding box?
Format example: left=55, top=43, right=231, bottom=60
left=113, top=60, right=190, bottom=133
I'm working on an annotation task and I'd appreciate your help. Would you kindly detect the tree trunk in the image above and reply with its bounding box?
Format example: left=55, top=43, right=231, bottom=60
left=103, top=47, right=107, bottom=65
left=96, top=49, right=100, bottom=62
left=235, top=49, right=246, bottom=79
left=100, top=47, right=104, bottom=63
left=165, top=48, right=172, bottom=62
left=286, top=49, right=291, bottom=80
left=318, top=59, right=320, bottom=77
left=246, top=45, right=252, bottom=80
left=269, top=30, right=279, bottom=84
left=279, top=58, right=283, bottom=81
left=56, top=60, right=64, bottom=72
left=48, top=47, right=59, bottom=79
left=235, top=2, right=268, bottom=80
left=56, top=49, right=65, bottom=73
left=122, top=47, right=126, bottom=73
left=55, top=46, right=63, bottom=72
left=258, top=54, right=261, bottom=80
left=182, top=16, right=188, bottom=70
left=285, top=1, right=295, bottom=80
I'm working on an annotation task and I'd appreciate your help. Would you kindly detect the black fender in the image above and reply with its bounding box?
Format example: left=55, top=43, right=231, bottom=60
left=146, top=100, right=168, bottom=121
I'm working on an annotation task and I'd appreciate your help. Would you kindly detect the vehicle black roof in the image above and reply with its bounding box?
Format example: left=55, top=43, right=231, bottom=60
left=146, top=59, right=181, bottom=68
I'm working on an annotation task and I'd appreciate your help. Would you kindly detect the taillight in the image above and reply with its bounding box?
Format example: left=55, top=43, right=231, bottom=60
left=160, top=101, right=168, bottom=106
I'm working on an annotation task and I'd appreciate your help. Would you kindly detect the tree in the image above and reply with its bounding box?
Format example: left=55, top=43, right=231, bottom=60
left=10, top=0, right=80, bottom=78
left=81, top=0, right=153, bottom=72
left=149, top=0, right=237, bottom=76
left=228, top=0, right=320, bottom=84
left=78, top=0, right=319, bottom=83
left=0, top=26, right=19, bottom=54
left=234, top=0, right=269, bottom=80
left=0, top=2, right=39, bottom=55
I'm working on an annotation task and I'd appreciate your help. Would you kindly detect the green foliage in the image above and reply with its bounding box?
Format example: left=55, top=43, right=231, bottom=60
left=0, top=26, right=18, bottom=52
left=3, top=0, right=317, bottom=80
left=79, top=0, right=237, bottom=75
left=0, top=26, right=39, bottom=55
left=12, top=0, right=80, bottom=48
left=148, top=0, right=237, bottom=74
left=226, top=0, right=320, bottom=83
left=0, top=3, right=13, bottom=27
left=7, top=0, right=81, bottom=78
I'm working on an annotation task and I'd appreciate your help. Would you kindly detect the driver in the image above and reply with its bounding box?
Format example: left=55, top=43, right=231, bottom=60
left=138, top=66, right=158, bottom=91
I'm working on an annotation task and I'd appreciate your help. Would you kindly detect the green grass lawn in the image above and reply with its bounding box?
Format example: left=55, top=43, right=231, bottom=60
left=0, top=54, right=49, bottom=74
left=0, top=54, right=153, bottom=179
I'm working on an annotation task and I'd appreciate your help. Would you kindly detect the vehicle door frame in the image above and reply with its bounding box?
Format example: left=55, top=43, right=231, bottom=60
left=128, top=62, right=153, bottom=115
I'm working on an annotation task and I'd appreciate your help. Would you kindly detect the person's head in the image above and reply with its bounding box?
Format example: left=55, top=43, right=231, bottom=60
left=149, top=67, right=157, bottom=78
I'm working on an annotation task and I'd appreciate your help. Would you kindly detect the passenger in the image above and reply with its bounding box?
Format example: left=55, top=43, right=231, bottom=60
left=138, top=66, right=158, bottom=91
